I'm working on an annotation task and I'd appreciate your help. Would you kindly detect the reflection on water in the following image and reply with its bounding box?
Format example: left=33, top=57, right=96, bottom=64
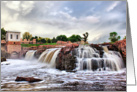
left=1, top=59, right=126, bottom=91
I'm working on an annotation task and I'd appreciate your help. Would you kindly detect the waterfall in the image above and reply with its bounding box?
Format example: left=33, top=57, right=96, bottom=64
left=76, top=45, right=124, bottom=71
left=77, top=45, right=99, bottom=58
left=103, top=51, right=124, bottom=71
left=25, top=50, right=37, bottom=60
left=102, top=46, right=109, bottom=53
left=38, top=48, right=61, bottom=68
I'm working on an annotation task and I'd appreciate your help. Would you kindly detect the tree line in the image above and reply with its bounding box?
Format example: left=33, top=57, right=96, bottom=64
left=22, top=32, right=88, bottom=43
left=1, top=28, right=126, bottom=44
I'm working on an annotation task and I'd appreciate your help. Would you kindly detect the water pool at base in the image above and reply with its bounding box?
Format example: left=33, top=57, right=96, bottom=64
left=1, top=59, right=126, bottom=91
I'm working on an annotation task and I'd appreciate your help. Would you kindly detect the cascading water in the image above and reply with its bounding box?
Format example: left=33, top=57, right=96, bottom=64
left=1, top=46, right=126, bottom=91
left=76, top=45, right=124, bottom=71
left=25, top=50, right=37, bottom=60
left=38, top=48, right=61, bottom=68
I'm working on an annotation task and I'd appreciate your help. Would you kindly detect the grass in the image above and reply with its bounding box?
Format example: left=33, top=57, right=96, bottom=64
left=21, top=43, right=57, bottom=47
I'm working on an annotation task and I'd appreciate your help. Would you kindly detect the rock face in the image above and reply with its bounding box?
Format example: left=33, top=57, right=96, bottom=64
left=34, top=49, right=46, bottom=58
left=15, top=77, right=42, bottom=83
left=56, top=43, right=78, bottom=71
left=90, top=44, right=104, bottom=58
left=113, top=39, right=126, bottom=65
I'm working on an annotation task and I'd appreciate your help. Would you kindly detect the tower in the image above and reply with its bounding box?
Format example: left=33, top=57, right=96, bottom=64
left=6, top=31, right=21, bottom=59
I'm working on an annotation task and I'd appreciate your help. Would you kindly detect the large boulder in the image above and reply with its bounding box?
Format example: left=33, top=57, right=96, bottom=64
left=56, top=53, right=76, bottom=71
left=15, top=77, right=42, bottom=83
left=56, top=44, right=78, bottom=71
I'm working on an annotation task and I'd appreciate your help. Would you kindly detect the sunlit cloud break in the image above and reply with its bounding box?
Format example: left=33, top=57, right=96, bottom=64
left=1, top=1, right=126, bottom=43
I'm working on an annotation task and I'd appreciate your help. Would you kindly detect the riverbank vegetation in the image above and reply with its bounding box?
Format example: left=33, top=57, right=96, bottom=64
left=21, top=43, right=57, bottom=47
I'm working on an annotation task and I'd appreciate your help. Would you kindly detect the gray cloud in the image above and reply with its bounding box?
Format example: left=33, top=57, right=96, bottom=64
left=1, top=1, right=126, bottom=43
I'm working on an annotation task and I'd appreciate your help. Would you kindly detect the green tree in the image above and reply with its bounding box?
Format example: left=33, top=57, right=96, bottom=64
left=23, top=32, right=32, bottom=40
left=56, top=35, right=68, bottom=41
left=1, top=28, right=6, bottom=40
left=45, top=38, right=51, bottom=43
left=47, top=39, right=51, bottom=43
left=41, top=38, right=46, bottom=43
left=52, top=37, right=57, bottom=43
left=109, top=32, right=121, bottom=43
left=83, top=32, right=89, bottom=42
left=30, top=37, right=35, bottom=41
left=123, top=36, right=126, bottom=39
left=34, top=36, right=38, bottom=42
left=68, top=35, right=82, bottom=42
left=76, top=35, right=82, bottom=41
left=38, top=37, right=42, bottom=42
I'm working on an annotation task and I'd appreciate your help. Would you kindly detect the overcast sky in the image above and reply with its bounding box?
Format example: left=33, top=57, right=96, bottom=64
left=1, top=1, right=126, bottom=43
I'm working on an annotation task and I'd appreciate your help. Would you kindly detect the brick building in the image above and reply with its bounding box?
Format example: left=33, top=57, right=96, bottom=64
left=56, top=41, right=72, bottom=45
left=21, top=38, right=36, bottom=44
left=6, top=31, right=21, bottom=59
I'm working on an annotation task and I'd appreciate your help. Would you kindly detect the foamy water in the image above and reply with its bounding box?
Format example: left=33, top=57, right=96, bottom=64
left=1, top=59, right=126, bottom=91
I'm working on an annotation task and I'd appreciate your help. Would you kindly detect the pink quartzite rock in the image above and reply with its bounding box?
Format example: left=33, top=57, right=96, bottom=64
left=56, top=43, right=79, bottom=71
left=114, top=39, right=126, bottom=65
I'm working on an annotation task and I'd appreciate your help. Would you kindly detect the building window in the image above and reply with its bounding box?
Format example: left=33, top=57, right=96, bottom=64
left=16, top=35, right=18, bottom=39
left=10, top=34, right=12, bottom=39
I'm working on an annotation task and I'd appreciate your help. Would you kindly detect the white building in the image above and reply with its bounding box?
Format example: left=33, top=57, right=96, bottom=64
left=6, top=31, right=21, bottom=42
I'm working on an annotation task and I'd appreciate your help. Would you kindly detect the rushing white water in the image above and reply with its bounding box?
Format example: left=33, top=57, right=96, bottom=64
left=102, top=46, right=109, bottom=53
left=76, top=45, right=124, bottom=71
left=25, top=50, right=37, bottom=60
left=38, top=48, right=61, bottom=68
left=77, top=45, right=100, bottom=58
left=103, top=51, right=124, bottom=71
left=1, top=59, right=126, bottom=91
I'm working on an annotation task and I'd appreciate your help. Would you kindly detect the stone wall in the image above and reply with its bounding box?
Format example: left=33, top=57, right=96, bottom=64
left=1, top=43, right=7, bottom=58
left=21, top=39, right=36, bottom=44
left=56, top=41, right=72, bottom=45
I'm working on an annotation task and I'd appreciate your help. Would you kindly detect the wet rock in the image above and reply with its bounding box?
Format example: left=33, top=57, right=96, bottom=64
left=107, top=45, right=118, bottom=51
left=56, top=44, right=78, bottom=71
left=15, top=77, right=42, bottom=83
left=35, top=49, right=46, bottom=58
left=56, top=53, right=76, bottom=71
left=90, top=44, right=103, bottom=51
left=64, top=55, right=76, bottom=71
left=1, top=57, right=6, bottom=62
left=90, top=44, right=104, bottom=58
left=92, top=59, right=99, bottom=71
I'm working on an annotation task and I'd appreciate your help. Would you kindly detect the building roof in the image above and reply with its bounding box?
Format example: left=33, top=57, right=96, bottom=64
left=6, top=31, right=21, bottom=33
